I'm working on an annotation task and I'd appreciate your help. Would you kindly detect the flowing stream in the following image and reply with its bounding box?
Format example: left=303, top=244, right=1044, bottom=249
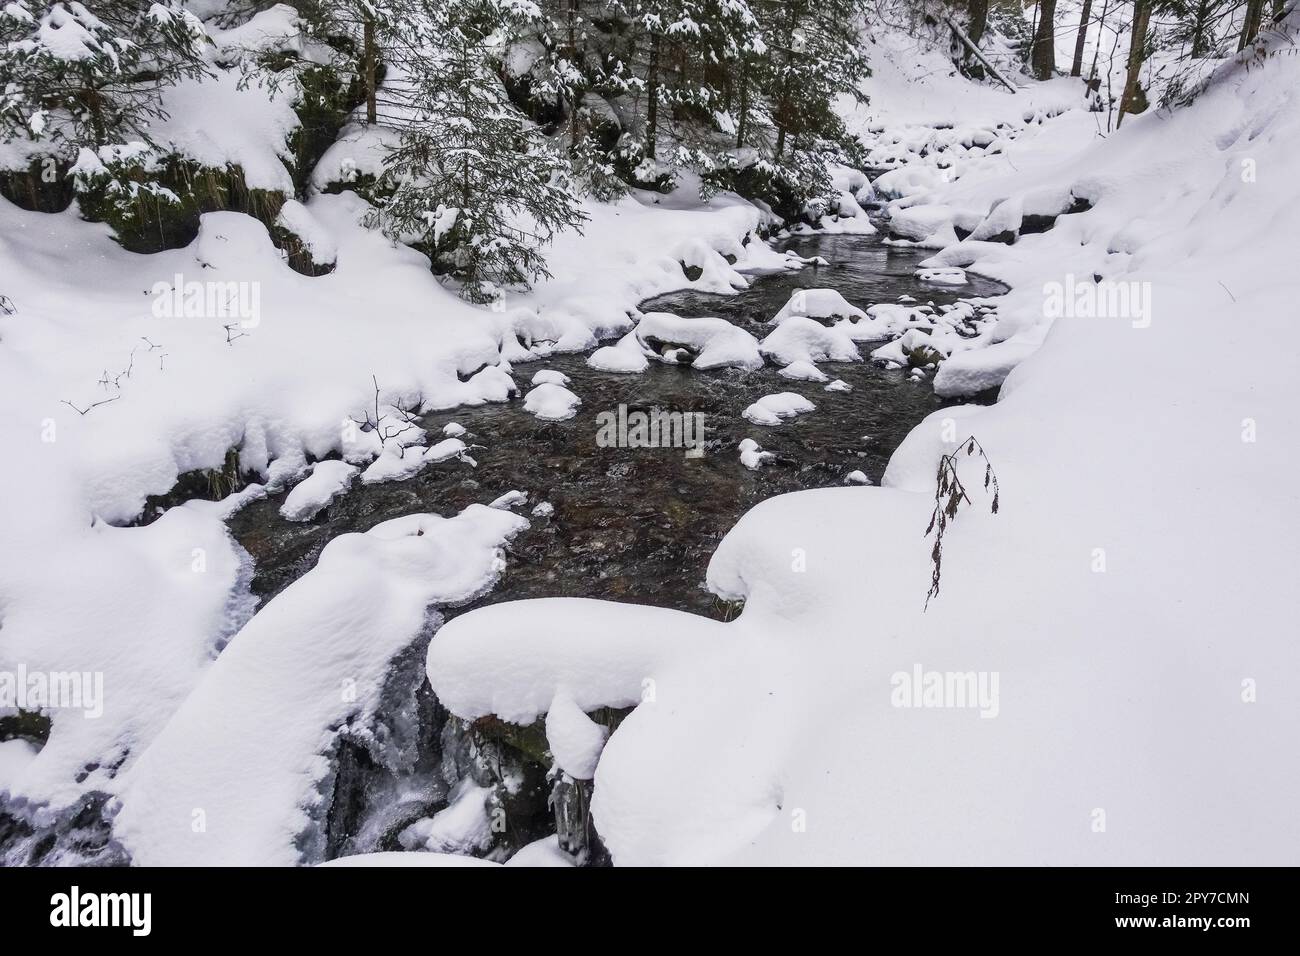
left=0, top=229, right=1008, bottom=866
left=228, top=233, right=1006, bottom=620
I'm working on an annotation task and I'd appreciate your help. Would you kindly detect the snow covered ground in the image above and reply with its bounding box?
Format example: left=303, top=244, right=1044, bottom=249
left=2, top=2, right=1297, bottom=867
left=423, top=14, right=1300, bottom=865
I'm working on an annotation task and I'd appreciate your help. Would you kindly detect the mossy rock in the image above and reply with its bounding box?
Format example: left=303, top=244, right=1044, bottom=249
left=136, top=447, right=255, bottom=524
left=286, top=63, right=371, bottom=197
left=77, top=157, right=289, bottom=254
left=904, top=343, right=945, bottom=368
left=0, top=159, right=75, bottom=213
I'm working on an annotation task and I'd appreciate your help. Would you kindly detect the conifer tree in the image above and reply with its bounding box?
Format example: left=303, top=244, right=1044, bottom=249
left=0, top=0, right=209, bottom=151
left=372, top=0, right=587, bottom=302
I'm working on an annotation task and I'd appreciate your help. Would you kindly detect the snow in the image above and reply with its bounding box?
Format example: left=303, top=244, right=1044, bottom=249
left=824, top=379, right=851, bottom=392
left=274, top=199, right=338, bottom=268
left=427, top=599, right=724, bottom=725
left=588, top=331, right=650, bottom=373
left=505, top=834, right=574, bottom=867
left=523, top=382, right=582, bottom=421
left=279, top=460, right=357, bottom=521
left=770, top=288, right=866, bottom=324
left=424, top=437, right=469, bottom=464
left=0, top=505, right=254, bottom=811
left=0, top=740, right=39, bottom=792
left=361, top=444, right=429, bottom=484
left=777, top=360, right=827, bottom=382
left=760, top=317, right=860, bottom=366
left=0, top=84, right=785, bottom=826
left=634, top=312, right=763, bottom=371
left=545, top=692, right=608, bottom=780
left=844, top=470, right=870, bottom=485
left=399, top=781, right=493, bottom=854
left=918, top=267, right=967, bottom=285
left=3, top=0, right=1298, bottom=870
left=112, top=505, right=527, bottom=866
left=741, top=392, right=816, bottom=427
left=738, top=438, right=774, bottom=470
left=489, top=490, right=528, bottom=510
left=442, top=422, right=467, bottom=438
left=529, top=369, right=570, bottom=386
left=417, top=8, right=1300, bottom=868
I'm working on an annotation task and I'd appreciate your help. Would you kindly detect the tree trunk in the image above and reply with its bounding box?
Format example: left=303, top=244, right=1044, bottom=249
left=1189, top=0, right=1211, bottom=57
left=1088, top=0, right=1111, bottom=80
left=645, top=33, right=660, bottom=161
left=1238, top=0, right=1266, bottom=51
left=364, top=17, right=377, bottom=125
left=1118, top=0, right=1151, bottom=126
left=968, top=0, right=989, bottom=45
left=736, top=60, right=749, bottom=148
left=567, top=0, right=580, bottom=150
left=1031, top=0, right=1059, bottom=79
left=1071, top=0, right=1093, bottom=76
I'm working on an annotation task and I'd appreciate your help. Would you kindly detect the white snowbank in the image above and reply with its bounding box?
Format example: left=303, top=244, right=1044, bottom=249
left=113, top=505, right=527, bottom=865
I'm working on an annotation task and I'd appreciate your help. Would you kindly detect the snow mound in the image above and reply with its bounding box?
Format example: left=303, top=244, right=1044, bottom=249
left=917, top=267, right=967, bottom=285
left=770, top=289, right=866, bottom=325
left=523, top=382, right=582, bottom=421
left=588, top=331, right=651, bottom=373
left=760, top=317, right=860, bottom=366
left=778, top=360, right=828, bottom=382
left=424, top=437, right=469, bottom=463
left=280, top=460, right=357, bottom=521
left=738, top=438, right=775, bottom=470
left=545, top=692, right=609, bottom=780
left=427, top=598, right=724, bottom=725
left=741, top=392, right=816, bottom=426
left=634, top=312, right=763, bottom=371
left=530, top=369, right=570, bottom=386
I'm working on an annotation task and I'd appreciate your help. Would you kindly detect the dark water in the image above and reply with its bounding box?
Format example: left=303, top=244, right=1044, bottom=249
left=228, top=233, right=1006, bottom=620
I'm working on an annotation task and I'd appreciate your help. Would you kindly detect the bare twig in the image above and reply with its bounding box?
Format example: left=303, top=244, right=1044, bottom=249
left=924, top=436, right=1001, bottom=609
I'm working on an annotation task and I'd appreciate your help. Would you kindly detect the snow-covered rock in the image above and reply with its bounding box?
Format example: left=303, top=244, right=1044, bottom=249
left=530, top=369, right=570, bottom=386
left=741, top=393, right=816, bottom=426
left=279, top=460, right=357, bottom=521
left=634, top=312, right=763, bottom=371
left=770, top=289, right=867, bottom=325
left=588, top=331, right=651, bottom=373
left=738, top=438, right=774, bottom=470
left=778, top=360, right=828, bottom=382
left=545, top=692, right=609, bottom=780
left=760, top=317, right=860, bottom=366
left=523, top=383, right=582, bottom=421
